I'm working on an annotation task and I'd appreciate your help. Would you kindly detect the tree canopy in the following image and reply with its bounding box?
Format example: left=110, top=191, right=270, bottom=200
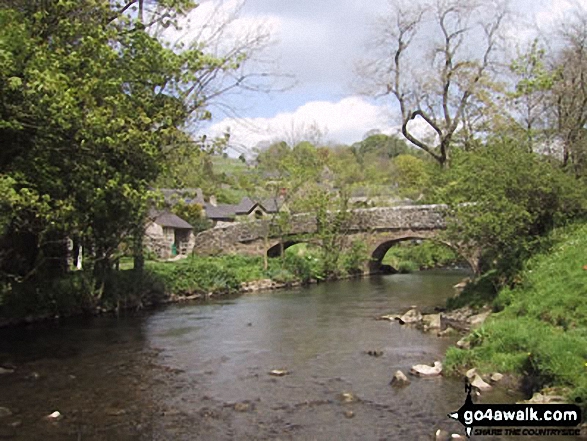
left=0, top=0, right=262, bottom=281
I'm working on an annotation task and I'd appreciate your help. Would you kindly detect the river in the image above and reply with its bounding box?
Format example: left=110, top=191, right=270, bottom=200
left=0, top=270, right=578, bottom=440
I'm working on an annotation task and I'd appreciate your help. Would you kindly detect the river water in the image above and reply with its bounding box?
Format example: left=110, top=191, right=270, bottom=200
left=0, top=270, right=578, bottom=440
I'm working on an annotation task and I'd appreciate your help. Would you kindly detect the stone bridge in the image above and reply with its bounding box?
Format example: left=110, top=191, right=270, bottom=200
left=193, top=204, right=479, bottom=273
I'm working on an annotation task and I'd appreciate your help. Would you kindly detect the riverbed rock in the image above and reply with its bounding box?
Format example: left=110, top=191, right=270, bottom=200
left=365, top=350, right=383, bottom=357
left=410, top=361, right=442, bottom=377
left=339, top=392, right=357, bottom=403
left=106, top=408, right=127, bottom=417
left=468, top=310, right=491, bottom=328
left=44, top=411, right=63, bottom=421
left=435, top=429, right=451, bottom=441
left=422, top=314, right=441, bottom=330
left=269, top=369, right=289, bottom=377
left=437, top=327, right=458, bottom=337
left=521, top=392, right=567, bottom=404
left=490, top=372, right=504, bottom=383
left=471, top=374, right=492, bottom=392
left=344, top=410, right=355, bottom=419
left=376, top=314, right=399, bottom=321
left=0, top=367, right=14, bottom=375
left=390, top=370, right=410, bottom=387
left=455, top=337, right=470, bottom=349
left=234, top=402, right=251, bottom=412
left=399, top=308, right=422, bottom=325
left=0, top=407, right=12, bottom=418
left=465, top=368, right=477, bottom=380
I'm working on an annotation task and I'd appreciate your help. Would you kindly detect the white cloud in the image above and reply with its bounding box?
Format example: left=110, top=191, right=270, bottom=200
left=208, top=96, right=394, bottom=151
left=161, top=0, right=282, bottom=55
left=535, top=0, right=575, bottom=29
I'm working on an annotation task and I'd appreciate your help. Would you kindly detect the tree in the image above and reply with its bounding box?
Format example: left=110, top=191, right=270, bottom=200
left=0, top=0, right=278, bottom=284
left=504, top=40, right=556, bottom=153
left=551, top=10, right=587, bottom=175
left=392, top=154, right=432, bottom=199
left=358, top=0, right=508, bottom=167
left=433, top=140, right=586, bottom=281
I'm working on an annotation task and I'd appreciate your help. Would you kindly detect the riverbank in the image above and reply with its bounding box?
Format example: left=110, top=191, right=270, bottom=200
left=442, top=222, right=587, bottom=412
left=0, top=253, right=364, bottom=328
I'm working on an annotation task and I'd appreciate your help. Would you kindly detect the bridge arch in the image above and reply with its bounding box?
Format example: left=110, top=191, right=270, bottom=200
left=368, top=235, right=471, bottom=274
left=266, top=240, right=306, bottom=258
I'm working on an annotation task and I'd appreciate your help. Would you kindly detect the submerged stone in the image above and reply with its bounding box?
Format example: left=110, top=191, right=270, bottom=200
left=390, top=370, right=410, bottom=387
left=410, top=361, right=442, bottom=377
left=399, top=309, right=422, bottom=324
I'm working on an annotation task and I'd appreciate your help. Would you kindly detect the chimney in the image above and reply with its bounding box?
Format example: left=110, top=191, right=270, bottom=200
left=209, top=195, right=217, bottom=206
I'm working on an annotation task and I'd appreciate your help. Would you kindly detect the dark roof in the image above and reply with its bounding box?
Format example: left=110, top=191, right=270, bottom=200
left=259, top=197, right=283, bottom=213
left=152, top=211, right=193, bottom=229
left=204, top=203, right=236, bottom=220
left=202, top=196, right=285, bottom=220
left=234, top=196, right=257, bottom=215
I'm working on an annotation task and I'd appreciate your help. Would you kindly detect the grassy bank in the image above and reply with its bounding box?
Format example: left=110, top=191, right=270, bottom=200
left=444, top=223, right=587, bottom=408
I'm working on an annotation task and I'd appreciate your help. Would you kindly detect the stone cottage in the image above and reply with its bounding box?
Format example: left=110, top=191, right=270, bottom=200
left=145, top=210, right=195, bottom=259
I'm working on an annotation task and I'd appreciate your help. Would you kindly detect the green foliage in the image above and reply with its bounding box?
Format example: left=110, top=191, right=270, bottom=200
left=446, top=270, right=499, bottom=310
left=445, top=223, right=587, bottom=408
left=342, top=240, right=369, bottom=274
left=433, top=140, right=587, bottom=281
left=148, top=256, right=242, bottom=295
left=383, top=240, right=461, bottom=271
left=392, top=154, right=433, bottom=199
left=171, top=200, right=211, bottom=233
left=0, top=0, right=244, bottom=285
left=396, top=261, right=419, bottom=274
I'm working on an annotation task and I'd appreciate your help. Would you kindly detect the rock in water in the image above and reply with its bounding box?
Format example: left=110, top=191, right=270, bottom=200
left=422, top=314, right=441, bottom=329
left=0, top=367, right=14, bottom=375
left=465, top=368, right=477, bottom=380
left=365, top=350, right=383, bottom=357
left=471, top=374, right=492, bottom=392
left=435, top=429, right=450, bottom=441
left=490, top=372, right=503, bottom=383
left=0, top=407, right=12, bottom=418
left=234, top=402, right=250, bottom=412
left=344, top=410, right=355, bottom=419
left=44, top=411, right=63, bottom=421
left=399, top=308, right=422, bottom=324
left=468, top=310, right=491, bottom=328
left=269, top=369, right=289, bottom=377
left=339, top=392, right=356, bottom=403
left=390, top=370, right=410, bottom=387
left=410, top=361, right=443, bottom=377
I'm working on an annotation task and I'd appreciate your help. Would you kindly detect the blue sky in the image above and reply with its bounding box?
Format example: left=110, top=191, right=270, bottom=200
left=167, top=0, right=584, bottom=154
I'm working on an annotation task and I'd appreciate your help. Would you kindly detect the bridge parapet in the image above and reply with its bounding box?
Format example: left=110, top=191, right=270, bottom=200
left=193, top=204, right=449, bottom=256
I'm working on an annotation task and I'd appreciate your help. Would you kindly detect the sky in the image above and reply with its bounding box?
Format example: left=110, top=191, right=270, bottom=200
left=169, top=0, right=583, bottom=155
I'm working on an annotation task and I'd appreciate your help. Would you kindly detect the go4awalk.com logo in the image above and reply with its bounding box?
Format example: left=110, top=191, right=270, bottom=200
left=448, top=382, right=583, bottom=437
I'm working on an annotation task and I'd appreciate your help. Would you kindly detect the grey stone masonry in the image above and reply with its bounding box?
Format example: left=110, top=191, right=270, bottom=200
left=193, top=204, right=448, bottom=256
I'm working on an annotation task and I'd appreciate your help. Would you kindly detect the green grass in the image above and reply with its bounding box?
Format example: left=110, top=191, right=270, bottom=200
left=445, top=222, right=587, bottom=409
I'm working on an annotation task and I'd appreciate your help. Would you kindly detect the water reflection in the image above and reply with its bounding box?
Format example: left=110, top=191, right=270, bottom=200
left=0, top=270, right=577, bottom=440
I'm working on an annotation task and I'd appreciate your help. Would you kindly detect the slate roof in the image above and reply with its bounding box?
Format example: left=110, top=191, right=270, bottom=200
left=150, top=210, right=193, bottom=229
left=204, top=204, right=237, bottom=220
left=259, top=197, right=283, bottom=213
left=234, top=196, right=257, bottom=214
